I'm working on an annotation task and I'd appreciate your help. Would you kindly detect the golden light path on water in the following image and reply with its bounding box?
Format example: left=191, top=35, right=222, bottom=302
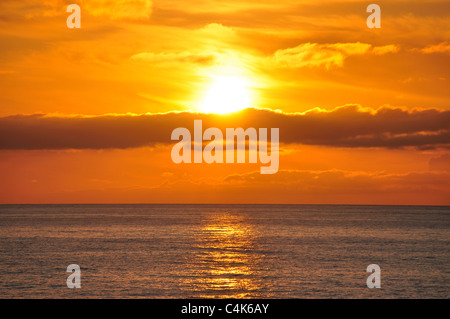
left=183, top=212, right=265, bottom=298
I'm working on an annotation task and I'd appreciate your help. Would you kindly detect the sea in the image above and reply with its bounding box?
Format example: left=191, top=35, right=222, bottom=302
left=0, top=204, right=448, bottom=298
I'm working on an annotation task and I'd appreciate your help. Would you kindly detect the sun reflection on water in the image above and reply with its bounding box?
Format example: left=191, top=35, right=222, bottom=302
left=183, top=212, right=265, bottom=298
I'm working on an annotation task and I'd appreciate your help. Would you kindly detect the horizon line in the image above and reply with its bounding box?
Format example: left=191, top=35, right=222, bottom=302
left=0, top=203, right=449, bottom=207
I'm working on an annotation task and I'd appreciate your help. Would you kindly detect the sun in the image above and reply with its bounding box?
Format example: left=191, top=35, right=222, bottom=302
left=201, top=75, right=252, bottom=114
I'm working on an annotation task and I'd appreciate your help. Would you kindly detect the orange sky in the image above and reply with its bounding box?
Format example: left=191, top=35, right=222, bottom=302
left=0, top=0, right=449, bottom=204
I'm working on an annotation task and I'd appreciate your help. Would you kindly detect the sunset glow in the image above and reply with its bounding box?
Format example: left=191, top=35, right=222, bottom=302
left=201, top=75, right=252, bottom=114
left=0, top=0, right=448, bottom=205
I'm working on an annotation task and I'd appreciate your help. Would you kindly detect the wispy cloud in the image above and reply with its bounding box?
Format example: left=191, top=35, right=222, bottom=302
left=81, top=0, right=153, bottom=20
left=1, top=0, right=153, bottom=20
left=131, top=51, right=218, bottom=66
left=271, top=43, right=399, bottom=69
left=420, top=42, right=450, bottom=54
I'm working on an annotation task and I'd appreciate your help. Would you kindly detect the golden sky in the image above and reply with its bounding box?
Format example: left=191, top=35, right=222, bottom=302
left=0, top=0, right=449, bottom=204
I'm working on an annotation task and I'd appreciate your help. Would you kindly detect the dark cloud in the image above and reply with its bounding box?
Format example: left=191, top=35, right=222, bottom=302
left=0, top=105, right=449, bottom=150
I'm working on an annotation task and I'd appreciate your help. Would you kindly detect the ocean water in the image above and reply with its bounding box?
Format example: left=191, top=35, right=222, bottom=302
left=0, top=204, right=448, bottom=299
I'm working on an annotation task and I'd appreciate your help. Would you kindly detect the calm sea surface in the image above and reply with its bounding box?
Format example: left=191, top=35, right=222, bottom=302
left=0, top=204, right=448, bottom=298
